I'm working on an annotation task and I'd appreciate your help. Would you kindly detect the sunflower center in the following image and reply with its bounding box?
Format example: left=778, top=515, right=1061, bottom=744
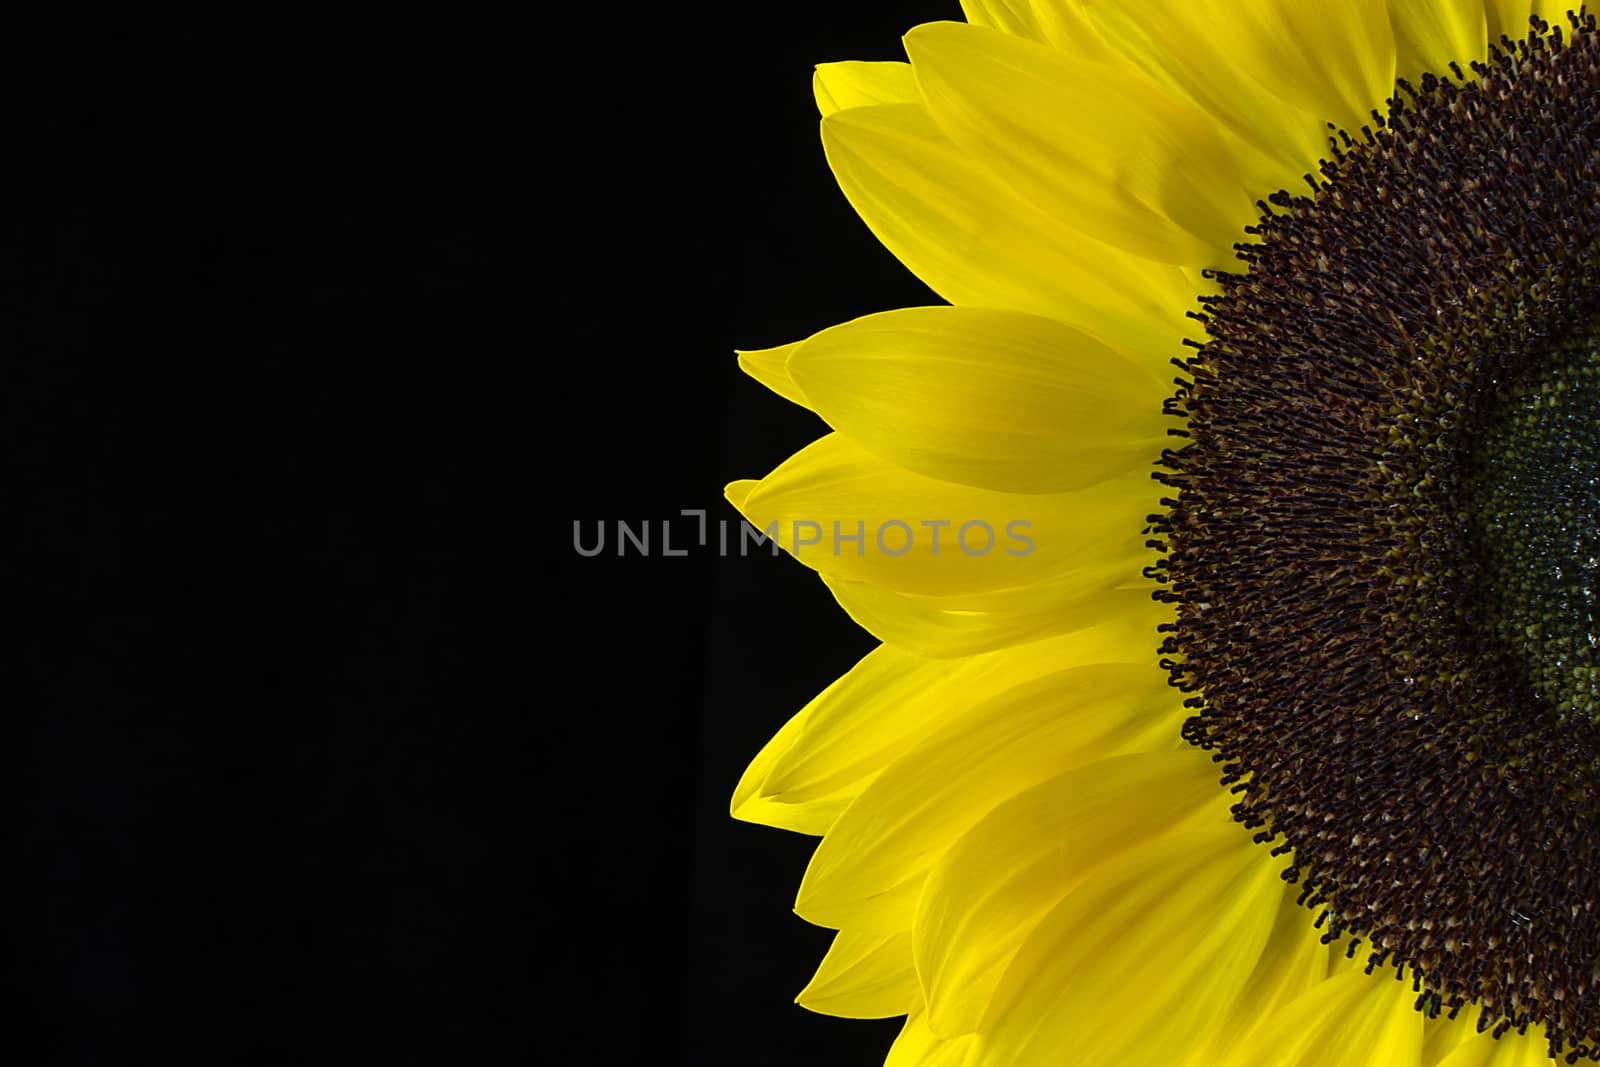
left=1469, top=321, right=1600, bottom=721
left=1153, top=14, right=1600, bottom=1061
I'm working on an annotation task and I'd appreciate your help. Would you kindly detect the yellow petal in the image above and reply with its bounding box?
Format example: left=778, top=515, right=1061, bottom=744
left=1485, top=2, right=1574, bottom=45
left=755, top=644, right=958, bottom=807
left=730, top=672, right=815, bottom=818
left=797, top=928, right=919, bottom=1019
left=731, top=612, right=1168, bottom=836
left=796, top=662, right=1180, bottom=929
left=786, top=306, right=1167, bottom=493
left=730, top=789, right=850, bottom=837
left=813, top=60, right=920, bottom=117
left=1483, top=0, right=1530, bottom=42
left=821, top=101, right=1197, bottom=364
left=1181, top=881, right=1334, bottom=1064
left=762, top=618, right=1167, bottom=807
left=1072, top=0, right=1334, bottom=174
left=1424, top=1009, right=1489, bottom=1067
left=728, top=433, right=1155, bottom=597
left=913, top=751, right=1223, bottom=1036
left=729, top=674, right=859, bottom=836
left=1220, top=971, right=1424, bottom=1067
left=885, top=1008, right=975, bottom=1067
left=1536, top=1, right=1582, bottom=30
left=905, top=21, right=1275, bottom=266
left=1388, top=0, right=1487, bottom=83
left=958, top=0, right=1118, bottom=59
left=1433, top=1023, right=1555, bottom=1066
left=1216, top=0, right=1397, bottom=139
left=974, top=796, right=1284, bottom=1063
left=825, top=576, right=1164, bottom=659
left=735, top=340, right=812, bottom=410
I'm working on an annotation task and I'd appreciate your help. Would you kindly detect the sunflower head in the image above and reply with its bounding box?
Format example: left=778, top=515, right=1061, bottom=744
left=1156, top=17, right=1600, bottom=1057
left=733, top=4, right=1600, bottom=1064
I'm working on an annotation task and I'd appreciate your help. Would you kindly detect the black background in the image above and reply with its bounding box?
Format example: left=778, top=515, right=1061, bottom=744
left=13, top=24, right=521, bottom=1067
left=14, top=6, right=961, bottom=1065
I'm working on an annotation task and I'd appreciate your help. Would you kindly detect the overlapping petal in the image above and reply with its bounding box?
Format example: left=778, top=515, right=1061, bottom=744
left=912, top=751, right=1223, bottom=1036
left=972, top=789, right=1285, bottom=1064
left=734, top=339, right=811, bottom=410
left=1208, top=0, right=1397, bottom=138
left=796, top=928, right=919, bottom=1019
left=822, top=101, right=1198, bottom=363
left=795, top=663, right=1178, bottom=930
left=739, top=615, right=1168, bottom=828
left=731, top=682, right=858, bottom=835
left=905, top=20, right=1281, bottom=266
left=1219, top=968, right=1425, bottom=1067
left=1485, top=1, right=1579, bottom=44
left=885, top=1009, right=976, bottom=1067
left=1066, top=0, right=1336, bottom=173
left=726, top=433, right=1154, bottom=598
left=957, top=0, right=1117, bottom=60
left=784, top=306, right=1167, bottom=494
left=1389, top=0, right=1488, bottom=81
left=1434, top=1024, right=1556, bottom=1066
left=824, top=577, right=1161, bottom=660
left=813, top=61, right=920, bottom=116
left=1180, top=881, right=1336, bottom=1064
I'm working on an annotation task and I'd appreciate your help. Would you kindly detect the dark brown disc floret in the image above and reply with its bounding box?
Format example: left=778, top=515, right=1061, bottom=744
left=1151, top=13, right=1600, bottom=1062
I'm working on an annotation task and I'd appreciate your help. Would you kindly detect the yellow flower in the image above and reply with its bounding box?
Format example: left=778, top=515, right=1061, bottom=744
left=728, top=3, right=1600, bottom=1064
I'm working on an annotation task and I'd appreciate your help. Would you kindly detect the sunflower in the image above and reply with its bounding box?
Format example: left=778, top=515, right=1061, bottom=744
left=727, top=3, right=1600, bottom=1064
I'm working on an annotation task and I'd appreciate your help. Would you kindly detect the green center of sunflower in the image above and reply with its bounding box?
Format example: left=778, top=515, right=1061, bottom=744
left=1469, top=321, right=1600, bottom=721
left=1152, top=13, right=1600, bottom=1061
